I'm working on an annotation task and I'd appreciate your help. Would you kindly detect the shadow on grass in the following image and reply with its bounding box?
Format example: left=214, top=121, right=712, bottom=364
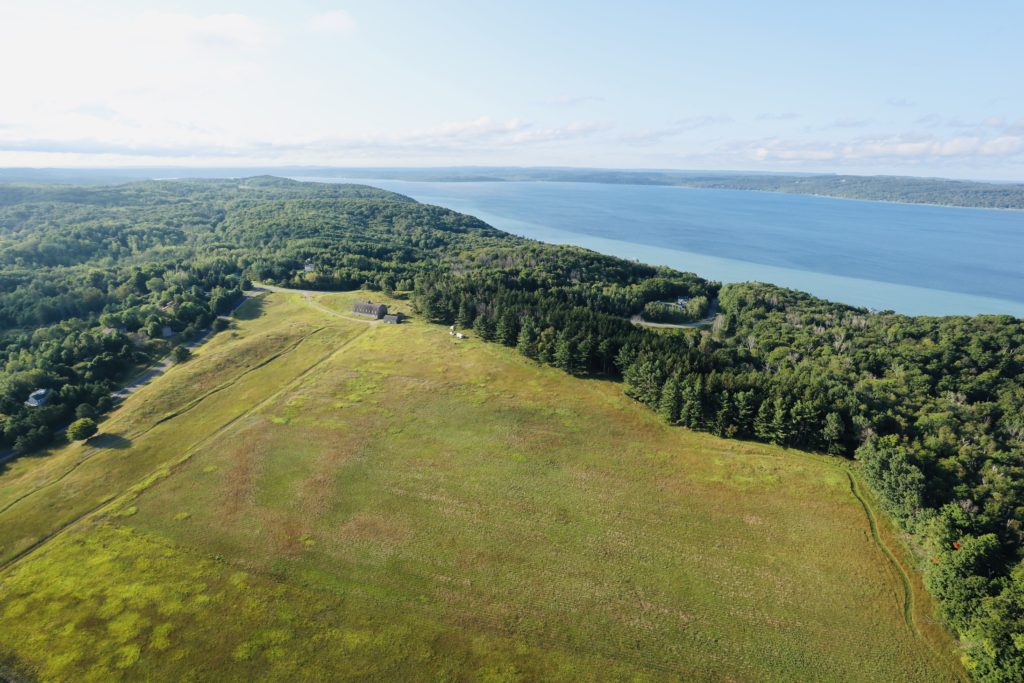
left=0, top=440, right=65, bottom=475
left=234, top=296, right=266, bottom=321
left=87, top=433, right=132, bottom=449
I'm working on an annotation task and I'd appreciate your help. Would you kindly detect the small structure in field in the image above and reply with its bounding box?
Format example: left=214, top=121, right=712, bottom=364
left=455, top=332, right=466, bottom=340
left=353, top=301, right=388, bottom=319
left=25, top=388, right=51, bottom=407
left=383, top=313, right=405, bottom=324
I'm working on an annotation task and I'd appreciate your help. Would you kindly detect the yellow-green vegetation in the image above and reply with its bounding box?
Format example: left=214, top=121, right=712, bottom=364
left=0, top=291, right=964, bottom=681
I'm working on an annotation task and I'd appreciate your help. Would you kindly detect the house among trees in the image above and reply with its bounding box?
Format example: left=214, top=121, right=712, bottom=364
left=353, top=301, right=388, bottom=319
left=383, top=312, right=405, bottom=324
left=25, top=388, right=51, bottom=408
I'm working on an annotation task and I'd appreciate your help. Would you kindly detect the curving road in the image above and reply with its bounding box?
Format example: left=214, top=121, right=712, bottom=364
left=0, top=292, right=257, bottom=466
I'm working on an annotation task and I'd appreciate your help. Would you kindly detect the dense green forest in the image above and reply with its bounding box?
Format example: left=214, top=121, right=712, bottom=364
left=642, top=296, right=711, bottom=324
left=1, top=176, right=1023, bottom=680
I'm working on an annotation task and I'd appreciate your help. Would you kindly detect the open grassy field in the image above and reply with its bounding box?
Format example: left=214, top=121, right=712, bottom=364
left=0, top=290, right=965, bottom=681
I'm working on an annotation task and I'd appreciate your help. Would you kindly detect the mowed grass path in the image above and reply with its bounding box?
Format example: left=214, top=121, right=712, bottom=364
left=0, top=292, right=964, bottom=681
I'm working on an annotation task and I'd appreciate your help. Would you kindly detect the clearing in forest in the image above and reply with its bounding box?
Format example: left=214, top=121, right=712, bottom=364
left=0, top=291, right=964, bottom=681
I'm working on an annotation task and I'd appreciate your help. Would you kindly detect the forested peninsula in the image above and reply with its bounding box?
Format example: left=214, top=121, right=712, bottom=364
left=2, top=177, right=1023, bottom=680
left=303, top=167, right=1024, bottom=210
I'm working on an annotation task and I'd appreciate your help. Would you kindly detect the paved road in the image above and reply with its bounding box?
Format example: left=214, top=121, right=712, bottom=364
left=111, top=291, right=256, bottom=401
left=254, top=283, right=384, bottom=324
left=630, top=298, right=719, bottom=329
left=0, top=292, right=257, bottom=466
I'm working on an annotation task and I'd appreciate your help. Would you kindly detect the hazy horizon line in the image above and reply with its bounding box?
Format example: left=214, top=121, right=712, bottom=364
left=1, top=165, right=1021, bottom=184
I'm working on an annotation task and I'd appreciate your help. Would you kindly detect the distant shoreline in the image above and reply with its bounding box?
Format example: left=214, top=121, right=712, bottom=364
left=667, top=183, right=1024, bottom=213
left=3, top=167, right=1023, bottom=212
left=310, top=176, right=1024, bottom=318
left=297, top=169, right=1024, bottom=212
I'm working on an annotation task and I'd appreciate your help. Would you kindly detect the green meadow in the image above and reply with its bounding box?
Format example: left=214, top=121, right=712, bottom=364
left=0, top=291, right=964, bottom=681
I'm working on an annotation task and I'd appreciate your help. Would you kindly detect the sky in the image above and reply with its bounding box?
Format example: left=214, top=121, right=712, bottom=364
left=2, top=1, right=1023, bottom=179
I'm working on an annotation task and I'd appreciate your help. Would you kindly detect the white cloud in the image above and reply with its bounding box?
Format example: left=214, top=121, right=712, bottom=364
left=747, top=132, right=1024, bottom=165
left=309, top=10, right=356, bottom=35
left=0, top=6, right=1017, bottom=175
left=752, top=142, right=836, bottom=162
left=0, top=115, right=611, bottom=165
left=980, top=136, right=1024, bottom=156
left=353, top=116, right=608, bottom=150
left=0, top=6, right=276, bottom=160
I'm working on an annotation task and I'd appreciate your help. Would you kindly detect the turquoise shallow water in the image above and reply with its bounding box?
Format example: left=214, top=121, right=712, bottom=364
left=299, top=177, right=1024, bottom=317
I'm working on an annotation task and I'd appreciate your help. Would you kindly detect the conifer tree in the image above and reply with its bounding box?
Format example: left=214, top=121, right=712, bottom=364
left=516, top=318, right=538, bottom=358
left=754, top=398, right=774, bottom=442
left=554, top=333, right=572, bottom=372
left=472, top=314, right=495, bottom=341
left=623, top=355, right=663, bottom=406
left=713, top=390, right=737, bottom=438
left=658, top=376, right=682, bottom=424
left=456, top=300, right=475, bottom=328
left=734, top=391, right=755, bottom=436
left=536, top=327, right=557, bottom=364
left=496, top=311, right=519, bottom=346
left=679, top=377, right=704, bottom=428
left=770, top=397, right=790, bottom=445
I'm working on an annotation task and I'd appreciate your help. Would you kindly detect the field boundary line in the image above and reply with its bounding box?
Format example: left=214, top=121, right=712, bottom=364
left=657, top=438, right=965, bottom=681
left=845, top=469, right=968, bottom=682
left=845, top=470, right=917, bottom=633
left=0, top=325, right=329, bottom=520
left=0, top=316, right=370, bottom=573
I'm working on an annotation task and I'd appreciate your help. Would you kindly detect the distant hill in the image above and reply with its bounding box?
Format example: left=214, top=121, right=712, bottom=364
left=299, top=167, right=1024, bottom=210
left=4, top=167, right=1022, bottom=210
left=674, top=173, right=1024, bottom=210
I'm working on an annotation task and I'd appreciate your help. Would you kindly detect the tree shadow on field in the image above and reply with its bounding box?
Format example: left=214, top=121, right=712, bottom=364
left=233, top=296, right=266, bottom=321
left=87, top=433, right=132, bottom=449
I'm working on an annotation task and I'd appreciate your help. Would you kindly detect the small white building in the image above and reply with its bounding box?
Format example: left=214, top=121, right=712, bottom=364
left=25, top=388, right=51, bottom=408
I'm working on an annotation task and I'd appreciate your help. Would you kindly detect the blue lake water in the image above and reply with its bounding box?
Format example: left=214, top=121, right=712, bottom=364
left=299, top=177, right=1024, bottom=317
